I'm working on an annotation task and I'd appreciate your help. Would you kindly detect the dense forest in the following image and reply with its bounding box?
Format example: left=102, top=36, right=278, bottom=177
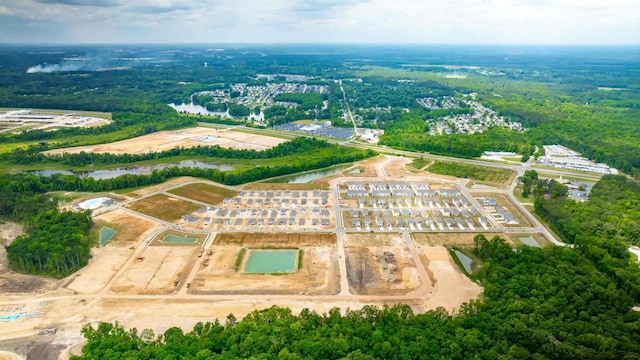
left=73, top=235, right=640, bottom=359
left=6, top=210, right=93, bottom=277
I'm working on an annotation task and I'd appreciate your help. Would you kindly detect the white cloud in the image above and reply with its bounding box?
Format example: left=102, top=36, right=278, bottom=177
left=0, top=0, right=638, bottom=43
left=0, top=5, right=15, bottom=15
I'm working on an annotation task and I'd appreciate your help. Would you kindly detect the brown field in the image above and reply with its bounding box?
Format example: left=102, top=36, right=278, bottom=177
left=343, top=232, right=404, bottom=247
left=168, top=182, right=239, bottom=205
left=344, top=233, right=421, bottom=295
left=420, top=246, right=483, bottom=312
left=243, top=182, right=331, bottom=191
left=215, top=232, right=336, bottom=246
left=126, top=194, right=201, bottom=222
left=44, top=127, right=286, bottom=156
left=110, top=246, right=198, bottom=295
left=67, top=210, right=161, bottom=294
left=93, top=209, right=159, bottom=247
left=191, top=233, right=338, bottom=295
left=412, top=232, right=514, bottom=247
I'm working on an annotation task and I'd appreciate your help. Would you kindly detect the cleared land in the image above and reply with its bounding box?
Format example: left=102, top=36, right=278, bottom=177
left=67, top=210, right=161, bottom=294
left=168, top=182, right=239, bottom=205
left=420, top=245, right=483, bottom=312
left=110, top=246, right=198, bottom=295
left=344, top=233, right=422, bottom=295
left=412, top=232, right=514, bottom=247
left=44, top=127, right=286, bottom=155
left=125, top=194, right=201, bottom=222
left=190, top=233, right=339, bottom=295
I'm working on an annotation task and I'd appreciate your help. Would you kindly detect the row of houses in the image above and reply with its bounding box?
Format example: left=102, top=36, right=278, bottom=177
left=347, top=185, right=461, bottom=198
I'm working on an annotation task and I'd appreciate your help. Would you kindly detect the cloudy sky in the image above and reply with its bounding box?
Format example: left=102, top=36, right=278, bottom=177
left=0, top=0, right=638, bottom=44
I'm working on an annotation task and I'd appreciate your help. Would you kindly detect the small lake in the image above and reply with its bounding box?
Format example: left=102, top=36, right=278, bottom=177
left=31, top=161, right=235, bottom=180
left=268, top=165, right=350, bottom=184
left=169, top=102, right=264, bottom=121
left=453, top=250, right=473, bottom=274
left=244, top=250, right=298, bottom=273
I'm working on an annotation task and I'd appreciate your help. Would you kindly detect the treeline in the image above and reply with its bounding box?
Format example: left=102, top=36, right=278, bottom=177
left=3, top=137, right=341, bottom=166
left=534, top=175, right=640, bottom=302
left=535, top=175, right=640, bottom=246
left=6, top=210, right=93, bottom=278
left=427, top=161, right=513, bottom=183
left=380, top=117, right=535, bottom=161
left=73, top=235, right=640, bottom=359
left=0, top=173, right=94, bottom=278
left=2, top=141, right=375, bottom=191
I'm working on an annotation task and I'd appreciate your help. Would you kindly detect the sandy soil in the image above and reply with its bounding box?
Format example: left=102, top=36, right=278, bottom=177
left=384, top=157, right=412, bottom=178
left=412, top=232, right=513, bottom=247
left=44, top=127, right=286, bottom=156
left=0, top=222, right=23, bottom=246
left=110, top=246, right=198, bottom=295
left=420, top=246, right=483, bottom=313
left=344, top=233, right=422, bottom=295
left=191, top=245, right=339, bottom=295
left=0, top=350, right=21, bottom=360
left=66, top=210, right=161, bottom=294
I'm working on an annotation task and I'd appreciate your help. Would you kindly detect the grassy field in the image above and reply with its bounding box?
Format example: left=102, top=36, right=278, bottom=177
left=427, top=161, right=515, bottom=186
left=126, top=194, right=201, bottom=222
left=215, top=232, right=336, bottom=246
left=168, top=183, right=239, bottom=205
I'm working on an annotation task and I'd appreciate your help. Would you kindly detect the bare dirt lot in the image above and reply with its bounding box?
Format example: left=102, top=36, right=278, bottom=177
left=420, top=246, right=483, bottom=313
left=191, top=233, right=339, bottom=295
left=168, top=182, right=239, bottom=205
left=412, top=232, right=513, bottom=247
left=125, top=194, right=201, bottom=222
left=44, top=127, right=287, bottom=156
left=66, top=210, right=161, bottom=294
left=110, top=246, right=198, bottom=295
left=344, top=233, right=421, bottom=295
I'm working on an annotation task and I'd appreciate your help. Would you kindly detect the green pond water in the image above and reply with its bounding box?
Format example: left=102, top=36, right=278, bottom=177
left=163, top=234, right=198, bottom=244
left=244, top=250, right=298, bottom=273
left=454, top=250, right=473, bottom=274
left=99, top=226, right=116, bottom=246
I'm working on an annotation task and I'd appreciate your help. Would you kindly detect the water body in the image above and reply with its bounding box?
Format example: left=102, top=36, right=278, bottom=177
left=31, top=161, right=235, bottom=180
left=99, top=226, right=117, bottom=246
left=163, top=234, right=198, bottom=244
left=244, top=250, right=298, bottom=273
left=168, top=102, right=265, bottom=121
left=268, top=165, right=350, bottom=184
left=454, top=250, right=473, bottom=274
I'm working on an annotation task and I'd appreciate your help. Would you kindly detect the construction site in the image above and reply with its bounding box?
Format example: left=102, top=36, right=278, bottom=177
left=0, top=153, right=546, bottom=359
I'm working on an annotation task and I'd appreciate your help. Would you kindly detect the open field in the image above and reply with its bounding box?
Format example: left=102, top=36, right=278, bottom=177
left=92, top=210, right=159, bottom=247
left=168, top=182, right=239, bottom=205
left=110, top=246, right=198, bottom=295
left=420, top=246, right=483, bottom=312
left=67, top=210, right=161, bottom=294
left=243, top=182, right=331, bottom=190
left=125, top=194, right=201, bottom=222
left=191, top=232, right=338, bottom=295
left=412, top=232, right=514, bottom=247
left=344, top=233, right=421, bottom=295
left=426, top=161, right=516, bottom=189
left=44, top=127, right=287, bottom=156
left=215, top=232, right=336, bottom=246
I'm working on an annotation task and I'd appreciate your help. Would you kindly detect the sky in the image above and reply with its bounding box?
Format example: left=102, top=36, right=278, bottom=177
left=0, top=0, right=638, bottom=44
